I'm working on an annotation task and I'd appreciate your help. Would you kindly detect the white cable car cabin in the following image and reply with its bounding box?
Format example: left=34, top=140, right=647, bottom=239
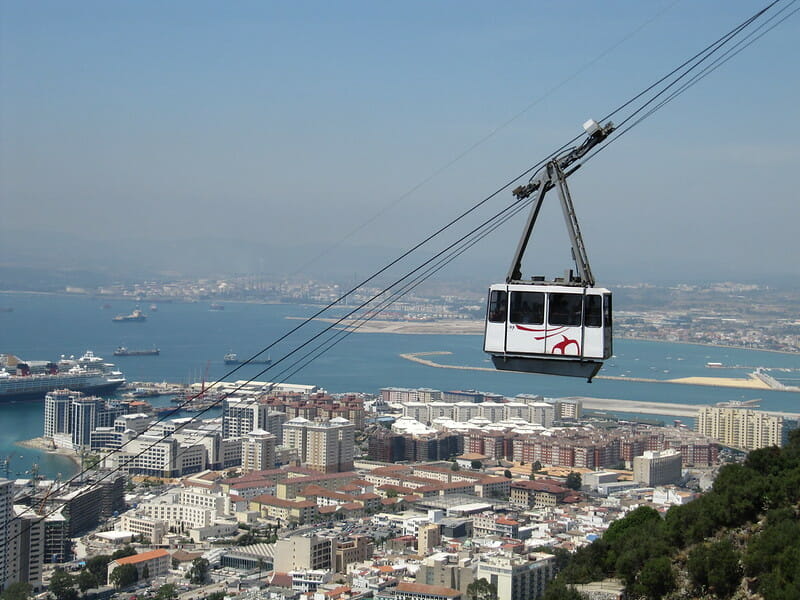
left=485, top=282, right=612, bottom=381
left=483, top=119, right=615, bottom=381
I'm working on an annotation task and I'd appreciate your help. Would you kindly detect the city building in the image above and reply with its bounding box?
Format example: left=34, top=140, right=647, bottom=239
left=633, top=449, right=682, bottom=486
left=0, top=478, right=13, bottom=591
left=283, top=417, right=355, bottom=473
left=107, top=549, right=170, bottom=582
left=223, top=397, right=272, bottom=439
left=696, top=407, right=783, bottom=451
left=417, top=523, right=441, bottom=555
left=274, top=534, right=333, bottom=572
left=242, top=429, right=277, bottom=473
left=474, top=553, right=555, bottom=600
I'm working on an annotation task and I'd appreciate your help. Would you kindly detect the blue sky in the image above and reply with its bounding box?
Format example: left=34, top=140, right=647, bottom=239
left=1, top=1, right=798, bottom=282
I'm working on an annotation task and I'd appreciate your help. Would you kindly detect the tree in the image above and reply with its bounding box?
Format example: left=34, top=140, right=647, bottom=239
left=109, top=563, right=138, bottom=589
left=386, top=488, right=398, bottom=498
left=155, top=584, right=178, bottom=600
left=565, top=472, right=582, bottom=490
left=450, top=461, right=460, bottom=471
left=75, top=569, right=98, bottom=592
left=48, top=568, right=78, bottom=600
left=467, top=578, right=498, bottom=600
left=110, top=545, right=136, bottom=560
left=0, top=582, right=33, bottom=600
left=186, top=557, right=210, bottom=585
left=531, top=461, right=542, bottom=480
left=471, top=459, right=483, bottom=470
left=634, top=556, right=675, bottom=599
left=84, top=554, right=111, bottom=585
left=206, top=593, right=225, bottom=600
left=142, top=564, right=150, bottom=580
left=504, top=469, right=512, bottom=479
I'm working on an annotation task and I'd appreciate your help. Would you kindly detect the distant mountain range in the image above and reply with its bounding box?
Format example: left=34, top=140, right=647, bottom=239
left=0, top=228, right=501, bottom=290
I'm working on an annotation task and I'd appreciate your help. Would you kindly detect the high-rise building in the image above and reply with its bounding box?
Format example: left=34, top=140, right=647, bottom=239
left=43, top=390, right=79, bottom=438
left=265, top=411, right=288, bottom=444
left=283, top=417, right=355, bottom=473
left=633, top=449, right=682, bottom=486
left=7, top=508, right=45, bottom=591
left=0, top=478, right=13, bottom=591
left=475, top=553, right=555, bottom=600
left=696, top=407, right=783, bottom=451
left=241, top=429, right=277, bottom=473
left=223, top=397, right=271, bottom=439
left=418, top=523, right=441, bottom=556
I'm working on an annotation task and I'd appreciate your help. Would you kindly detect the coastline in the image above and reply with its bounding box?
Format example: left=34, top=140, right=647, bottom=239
left=400, top=351, right=798, bottom=393
left=15, top=437, right=82, bottom=469
left=285, top=315, right=799, bottom=355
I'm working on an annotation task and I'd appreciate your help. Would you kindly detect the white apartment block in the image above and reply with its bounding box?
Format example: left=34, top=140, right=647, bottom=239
left=283, top=417, right=355, bottom=474
left=696, top=407, right=783, bottom=451
left=242, top=429, right=277, bottom=472
left=475, top=553, right=555, bottom=600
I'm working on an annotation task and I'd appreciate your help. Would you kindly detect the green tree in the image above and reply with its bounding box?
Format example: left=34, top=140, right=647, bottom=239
left=466, top=578, right=498, bottom=600
left=75, top=569, right=98, bottom=592
left=109, top=563, right=138, bottom=589
left=542, top=581, right=586, bottom=600
left=186, top=557, right=210, bottom=585
left=110, top=545, right=136, bottom=560
left=470, top=459, right=483, bottom=470
left=504, top=469, right=512, bottom=479
left=0, top=582, right=33, bottom=600
left=688, top=540, right=741, bottom=599
left=386, top=488, right=398, bottom=498
left=84, top=554, right=111, bottom=585
left=634, top=556, right=675, bottom=599
left=155, top=583, right=178, bottom=600
left=206, top=593, right=226, bottom=600
left=48, top=568, right=78, bottom=600
left=142, top=564, right=150, bottom=580
left=565, top=472, right=581, bottom=490
left=450, top=461, right=460, bottom=471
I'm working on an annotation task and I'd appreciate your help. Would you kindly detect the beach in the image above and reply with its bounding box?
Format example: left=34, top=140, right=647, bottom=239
left=16, top=437, right=82, bottom=469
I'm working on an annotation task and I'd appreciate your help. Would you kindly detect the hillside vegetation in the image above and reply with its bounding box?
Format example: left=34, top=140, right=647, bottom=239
left=544, top=430, right=800, bottom=600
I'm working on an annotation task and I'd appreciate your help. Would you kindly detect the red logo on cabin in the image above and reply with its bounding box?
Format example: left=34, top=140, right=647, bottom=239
left=552, top=335, right=579, bottom=354
left=513, top=325, right=580, bottom=354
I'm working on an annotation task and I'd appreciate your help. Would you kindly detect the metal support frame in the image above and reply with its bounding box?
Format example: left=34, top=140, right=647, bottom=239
left=505, top=161, right=594, bottom=286
left=505, top=120, right=614, bottom=286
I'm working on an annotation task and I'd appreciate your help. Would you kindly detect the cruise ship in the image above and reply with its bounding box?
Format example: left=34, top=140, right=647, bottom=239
left=0, top=350, right=126, bottom=402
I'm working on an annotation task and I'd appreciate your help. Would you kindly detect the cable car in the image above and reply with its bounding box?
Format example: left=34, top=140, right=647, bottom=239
left=483, top=119, right=614, bottom=381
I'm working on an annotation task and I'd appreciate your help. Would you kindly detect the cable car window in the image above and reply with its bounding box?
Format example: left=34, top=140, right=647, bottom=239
left=487, top=290, right=508, bottom=323
left=604, top=294, right=612, bottom=327
left=510, top=291, right=544, bottom=325
left=584, top=295, right=602, bottom=327
left=548, top=293, right=582, bottom=326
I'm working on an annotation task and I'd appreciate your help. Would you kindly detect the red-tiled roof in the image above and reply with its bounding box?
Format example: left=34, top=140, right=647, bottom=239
left=396, top=582, right=461, bottom=597
left=112, top=549, right=169, bottom=565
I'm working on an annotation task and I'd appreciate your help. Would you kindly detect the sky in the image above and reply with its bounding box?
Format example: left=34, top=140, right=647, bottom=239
left=1, top=1, right=798, bottom=283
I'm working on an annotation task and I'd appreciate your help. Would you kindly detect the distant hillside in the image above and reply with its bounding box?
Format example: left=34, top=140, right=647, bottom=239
left=544, top=431, right=800, bottom=600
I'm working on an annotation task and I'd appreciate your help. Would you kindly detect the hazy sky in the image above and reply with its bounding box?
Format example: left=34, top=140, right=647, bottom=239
left=1, top=1, right=798, bottom=282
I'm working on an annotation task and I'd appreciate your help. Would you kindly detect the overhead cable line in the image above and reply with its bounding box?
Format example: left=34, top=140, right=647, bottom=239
left=8, top=0, right=788, bottom=540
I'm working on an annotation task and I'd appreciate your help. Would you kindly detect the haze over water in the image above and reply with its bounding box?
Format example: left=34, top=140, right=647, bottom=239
left=1, top=292, right=798, bottom=478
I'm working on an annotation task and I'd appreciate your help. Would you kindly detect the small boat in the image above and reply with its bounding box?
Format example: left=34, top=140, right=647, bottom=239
left=113, top=347, right=160, bottom=356
left=224, top=352, right=271, bottom=365
left=150, top=304, right=158, bottom=312
left=210, top=303, right=224, bottom=311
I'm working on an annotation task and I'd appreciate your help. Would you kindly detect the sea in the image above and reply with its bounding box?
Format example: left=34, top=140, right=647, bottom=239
left=1, top=291, right=798, bottom=479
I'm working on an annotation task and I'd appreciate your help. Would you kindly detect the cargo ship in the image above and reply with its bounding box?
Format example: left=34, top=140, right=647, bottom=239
left=113, top=309, right=146, bottom=322
left=0, top=350, right=126, bottom=402
left=223, top=352, right=271, bottom=365
left=113, top=347, right=160, bottom=356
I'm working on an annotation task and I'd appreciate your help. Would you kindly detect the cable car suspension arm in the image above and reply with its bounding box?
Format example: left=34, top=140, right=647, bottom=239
left=506, top=119, right=614, bottom=285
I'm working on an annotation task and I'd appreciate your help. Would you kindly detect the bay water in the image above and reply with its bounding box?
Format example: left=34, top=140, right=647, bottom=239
left=1, top=292, right=797, bottom=478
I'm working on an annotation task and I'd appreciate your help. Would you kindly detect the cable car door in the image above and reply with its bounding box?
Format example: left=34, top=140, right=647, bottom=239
left=506, top=288, right=547, bottom=355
